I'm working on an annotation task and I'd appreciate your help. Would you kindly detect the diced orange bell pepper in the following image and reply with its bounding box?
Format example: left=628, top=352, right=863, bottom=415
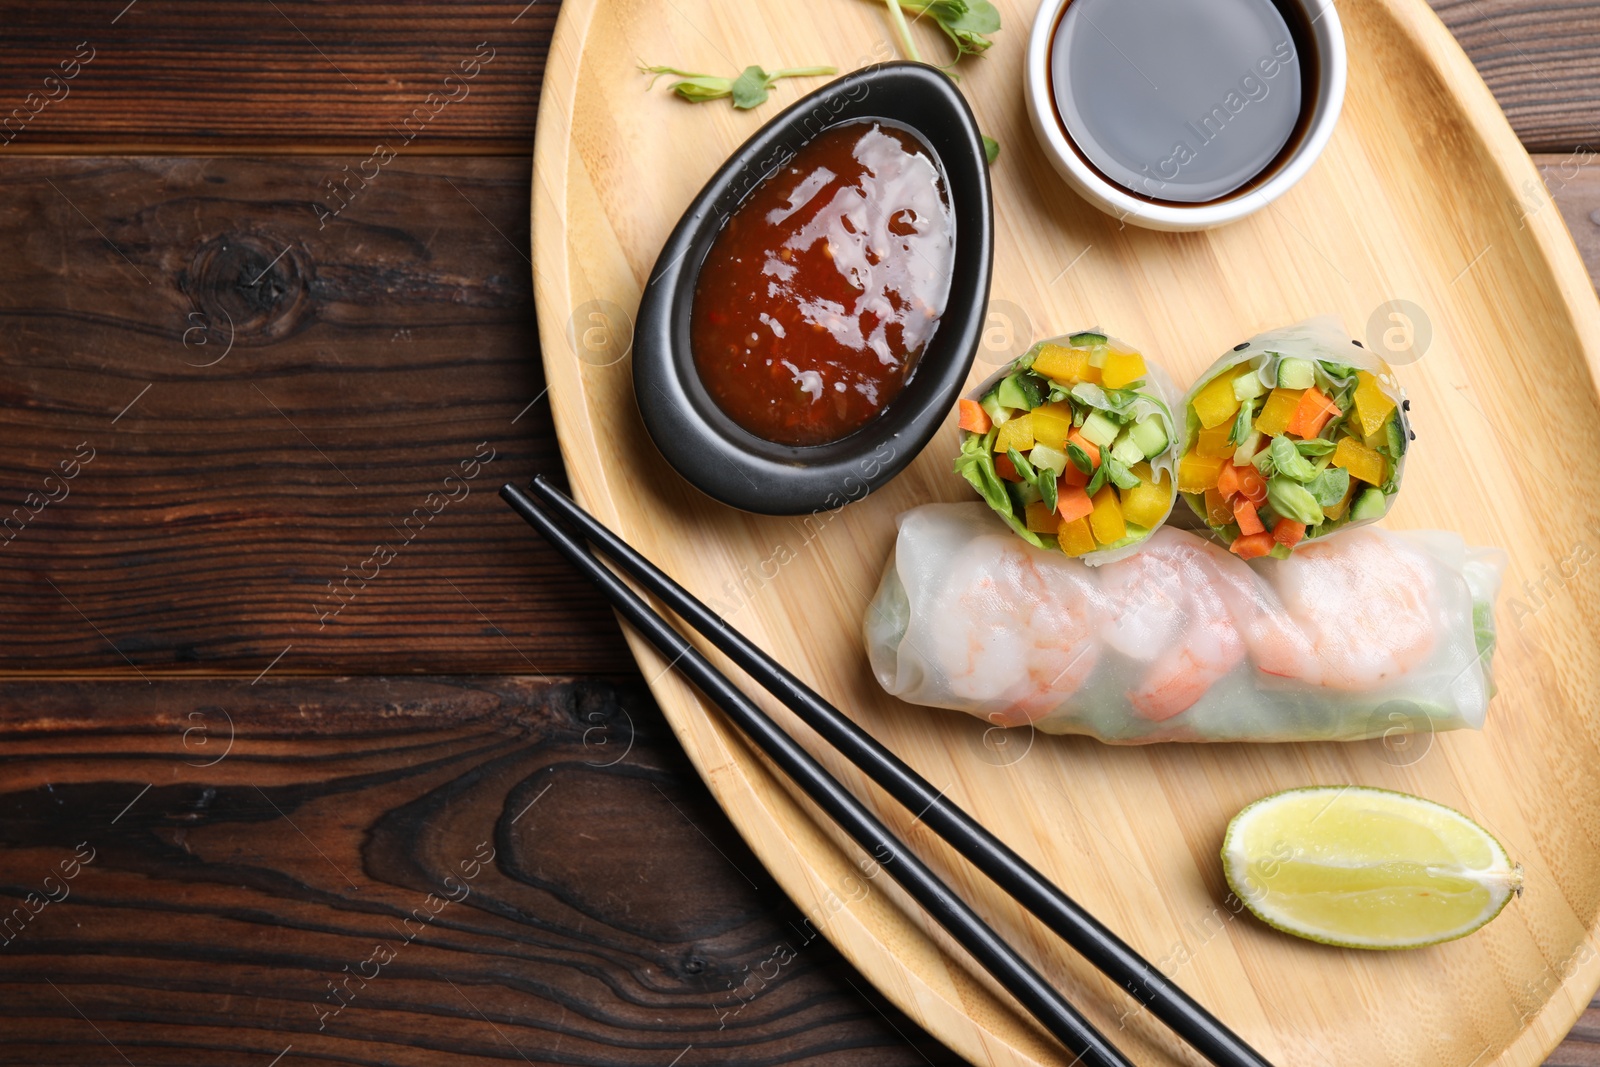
left=1285, top=386, right=1340, bottom=439
left=1233, top=497, right=1265, bottom=536
left=1059, top=517, right=1097, bottom=557
left=1057, top=486, right=1095, bottom=524
left=994, top=454, right=1023, bottom=483
left=1272, top=518, right=1306, bottom=548
left=1230, top=531, right=1277, bottom=559
left=958, top=398, right=991, bottom=434
left=1025, top=500, right=1061, bottom=534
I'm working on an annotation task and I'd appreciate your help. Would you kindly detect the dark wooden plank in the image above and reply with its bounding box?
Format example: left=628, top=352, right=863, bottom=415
left=0, top=155, right=632, bottom=676
left=0, top=0, right=1596, bottom=155
left=1430, top=0, right=1600, bottom=154
left=0, top=2, right=552, bottom=154
left=0, top=677, right=958, bottom=1065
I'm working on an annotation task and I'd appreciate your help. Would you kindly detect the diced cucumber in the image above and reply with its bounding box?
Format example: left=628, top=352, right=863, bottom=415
left=1088, top=347, right=1109, bottom=368
left=1232, top=372, right=1265, bottom=402
left=1068, top=331, right=1107, bottom=346
left=1128, top=416, right=1169, bottom=459
left=1080, top=410, right=1121, bottom=448
left=1232, top=429, right=1262, bottom=467
left=1350, top=487, right=1388, bottom=521
left=996, top=375, right=1032, bottom=411
left=1109, top=434, right=1145, bottom=467
left=1030, top=443, right=1069, bottom=474
left=1277, top=358, right=1316, bottom=389
left=980, top=393, right=1012, bottom=427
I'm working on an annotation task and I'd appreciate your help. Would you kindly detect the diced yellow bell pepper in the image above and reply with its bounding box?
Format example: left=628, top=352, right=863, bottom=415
left=1254, top=387, right=1304, bottom=437
left=1024, top=500, right=1060, bottom=534
left=1331, top=435, right=1388, bottom=486
left=1202, top=486, right=1233, bottom=526
left=1059, top=516, right=1096, bottom=556
left=993, top=413, right=1034, bottom=454
left=1191, top=374, right=1243, bottom=429
left=1100, top=350, right=1147, bottom=390
left=1177, top=450, right=1226, bottom=494
left=1089, top=485, right=1126, bottom=545
left=1323, top=479, right=1356, bottom=521
left=1120, top=472, right=1171, bottom=529
left=1031, top=343, right=1097, bottom=385
left=1352, top=371, right=1397, bottom=440
left=1360, top=410, right=1392, bottom=450
left=1196, top=424, right=1234, bottom=459
left=1029, top=402, right=1074, bottom=451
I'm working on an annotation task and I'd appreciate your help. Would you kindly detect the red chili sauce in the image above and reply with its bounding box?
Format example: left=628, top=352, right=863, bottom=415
left=691, top=121, right=955, bottom=446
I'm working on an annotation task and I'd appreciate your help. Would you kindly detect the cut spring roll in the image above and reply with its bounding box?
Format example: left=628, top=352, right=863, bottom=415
left=865, top=503, right=1503, bottom=744
left=954, top=330, right=1180, bottom=565
left=1177, top=318, right=1411, bottom=559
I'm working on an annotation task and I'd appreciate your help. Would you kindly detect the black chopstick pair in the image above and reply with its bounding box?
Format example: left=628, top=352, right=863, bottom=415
left=502, top=477, right=1275, bottom=1067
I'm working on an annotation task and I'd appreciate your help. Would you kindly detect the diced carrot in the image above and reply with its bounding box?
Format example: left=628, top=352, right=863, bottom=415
left=1272, top=518, right=1306, bottom=548
left=1057, top=486, right=1095, bottom=525
left=1066, top=429, right=1101, bottom=469
left=1059, top=462, right=1089, bottom=488
left=1216, top=462, right=1241, bottom=500
left=1233, top=496, right=1265, bottom=536
left=994, top=453, right=1023, bottom=483
left=1230, top=531, right=1277, bottom=559
left=1286, top=386, right=1340, bottom=439
left=958, top=398, right=991, bottom=434
left=1236, top=464, right=1268, bottom=505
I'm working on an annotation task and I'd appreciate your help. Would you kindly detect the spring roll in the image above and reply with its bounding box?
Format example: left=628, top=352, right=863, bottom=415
left=1176, top=318, right=1411, bottom=559
left=864, top=503, right=1503, bottom=744
left=954, top=330, right=1180, bottom=565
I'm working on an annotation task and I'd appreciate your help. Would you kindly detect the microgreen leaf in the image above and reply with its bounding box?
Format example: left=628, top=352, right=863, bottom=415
left=640, top=62, right=837, bottom=109
left=983, top=135, right=1000, bottom=164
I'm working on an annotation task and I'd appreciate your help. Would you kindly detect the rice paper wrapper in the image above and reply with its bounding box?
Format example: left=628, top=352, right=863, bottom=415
left=1179, top=316, right=1411, bottom=548
left=865, top=503, right=1504, bottom=744
left=957, top=330, right=1181, bottom=566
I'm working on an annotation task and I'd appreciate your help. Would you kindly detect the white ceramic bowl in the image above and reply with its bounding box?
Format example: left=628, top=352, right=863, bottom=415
left=1024, top=0, right=1347, bottom=232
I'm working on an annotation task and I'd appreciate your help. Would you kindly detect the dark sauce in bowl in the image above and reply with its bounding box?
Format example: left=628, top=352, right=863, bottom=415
left=1050, top=0, right=1314, bottom=204
left=690, top=121, right=955, bottom=446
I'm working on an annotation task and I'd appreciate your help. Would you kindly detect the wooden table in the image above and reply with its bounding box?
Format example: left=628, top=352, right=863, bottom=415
left=1, top=2, right=1597, bottom=1064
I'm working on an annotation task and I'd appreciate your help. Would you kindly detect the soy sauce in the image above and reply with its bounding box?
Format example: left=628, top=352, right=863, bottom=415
left=1050, top=0, right=1315, bottom=204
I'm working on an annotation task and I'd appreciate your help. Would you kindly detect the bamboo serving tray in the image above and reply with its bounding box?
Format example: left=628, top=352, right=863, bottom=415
left=530, top=0, right=1600, bottom=1061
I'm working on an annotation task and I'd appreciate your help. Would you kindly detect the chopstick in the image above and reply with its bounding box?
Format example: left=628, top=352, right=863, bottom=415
left=502, top=483, right=1134, bottom=1067
left=515, top=479, right=1273, bottom=1067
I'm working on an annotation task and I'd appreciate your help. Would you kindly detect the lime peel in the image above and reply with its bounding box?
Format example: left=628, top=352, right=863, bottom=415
left=1222, top=785, right=1522, bottom=950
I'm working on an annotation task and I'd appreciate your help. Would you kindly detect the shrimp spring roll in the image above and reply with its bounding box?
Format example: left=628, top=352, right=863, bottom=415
left=864, top=503, right=1503, bottom=744
left=954, top=330, right=1180, bottom=565
left=1177, top=318, right=1411, bottom=559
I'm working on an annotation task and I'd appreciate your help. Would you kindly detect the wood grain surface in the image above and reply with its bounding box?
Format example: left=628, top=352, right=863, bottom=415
left=531, top=0, right=1600, bottom=1063
left=3, top=0, right=1600, bottom=1064
left=0, top=678, right=956, bottom=1065
left=0, top=0, right=1592, bottom=154
left=0, top=155, right=629, bottom=676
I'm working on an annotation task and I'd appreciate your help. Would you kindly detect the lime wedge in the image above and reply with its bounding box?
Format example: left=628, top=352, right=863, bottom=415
left=1222, top=786, right=1522, bottom=950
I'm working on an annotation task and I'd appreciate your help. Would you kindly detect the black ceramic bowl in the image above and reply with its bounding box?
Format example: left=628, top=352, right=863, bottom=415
left=632, top=62, right=994, bottom=515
